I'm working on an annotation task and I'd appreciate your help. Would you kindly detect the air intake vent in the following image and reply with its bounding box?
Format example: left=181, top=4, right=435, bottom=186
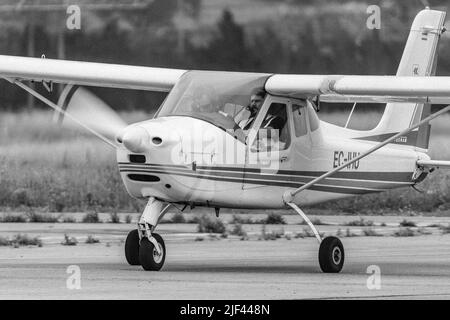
left=129, top=154, right=146, bottom=163
left=152, top=137, right=162, bottom=145
left=127, top=174, right=160, bottom=182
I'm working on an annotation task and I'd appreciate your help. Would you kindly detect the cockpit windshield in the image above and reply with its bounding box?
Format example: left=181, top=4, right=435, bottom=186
left=156, top=71, right=270, bottom=139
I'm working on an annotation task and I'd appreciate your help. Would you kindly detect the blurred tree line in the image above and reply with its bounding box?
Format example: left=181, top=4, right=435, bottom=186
left=0, top=0, right=449, bottom=112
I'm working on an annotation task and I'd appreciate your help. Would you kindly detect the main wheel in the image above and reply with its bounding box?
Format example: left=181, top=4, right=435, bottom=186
left=125, top=229, right=141, bottom=266
left=318, top=236, right=344, bottom=273
left=139, top=233, right=166, bottom=271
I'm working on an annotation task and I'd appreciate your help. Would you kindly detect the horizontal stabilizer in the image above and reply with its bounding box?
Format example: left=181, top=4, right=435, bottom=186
left=417, top=160, right=450, bottom=169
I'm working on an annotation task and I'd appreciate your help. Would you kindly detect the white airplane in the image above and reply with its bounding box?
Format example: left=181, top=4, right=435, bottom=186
left=1, top=8, right=450, bottom=273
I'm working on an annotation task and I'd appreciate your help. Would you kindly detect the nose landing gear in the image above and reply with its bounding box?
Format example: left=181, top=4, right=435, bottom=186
left=124, top=229, right=140, bottom=266
left=124, top=197, right=170, bottom=271
left=139, top=233, right=165, bottom=271
left=124, top=229, right=166, bottom=271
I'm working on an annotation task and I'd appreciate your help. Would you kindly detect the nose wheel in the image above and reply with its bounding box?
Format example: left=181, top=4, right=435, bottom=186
left=125, top=229, right=141, bottom=266
left=124, top=230, right=166, bottom=270
left=139, top=233, right=166, bottom=271
left=124, top=197, right=170, bottom=270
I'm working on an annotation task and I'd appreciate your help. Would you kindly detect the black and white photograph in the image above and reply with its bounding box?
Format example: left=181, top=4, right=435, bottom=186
left=0, top=0, right=450, bottom=305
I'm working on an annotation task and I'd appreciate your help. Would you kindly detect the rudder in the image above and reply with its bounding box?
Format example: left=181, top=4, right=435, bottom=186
left=372, top=9, right=446, bottom=150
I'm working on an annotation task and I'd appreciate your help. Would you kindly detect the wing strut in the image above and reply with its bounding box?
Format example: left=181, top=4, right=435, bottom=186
left=283, top=104, right=450, bottom=204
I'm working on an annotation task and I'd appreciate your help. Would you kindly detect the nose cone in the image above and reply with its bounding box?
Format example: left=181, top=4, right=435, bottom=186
left=120, top=126, right=150, bottom=153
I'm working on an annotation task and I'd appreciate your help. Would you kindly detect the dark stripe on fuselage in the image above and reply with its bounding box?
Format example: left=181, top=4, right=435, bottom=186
left=117, top=162, right=413, bottom=183
left=118, top=166, right=409, bottom=190
left=119, top=168, right=381, bottom=195
left=117, top=163, right=414, bottom=195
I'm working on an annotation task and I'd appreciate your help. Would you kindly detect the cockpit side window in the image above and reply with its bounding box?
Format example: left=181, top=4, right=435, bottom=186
left=252, top=102, right=290, bottom=152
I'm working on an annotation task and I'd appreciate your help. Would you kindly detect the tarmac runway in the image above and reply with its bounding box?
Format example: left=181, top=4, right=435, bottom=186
left=1, top=222, right=450, bottom=299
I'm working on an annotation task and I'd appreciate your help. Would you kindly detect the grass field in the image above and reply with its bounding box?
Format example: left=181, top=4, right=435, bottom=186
left=0, top=110, right=449, bottom=214
left=0, top=111, right=146, bottom=213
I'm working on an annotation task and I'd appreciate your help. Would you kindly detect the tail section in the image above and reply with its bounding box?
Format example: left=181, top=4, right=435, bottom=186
left=372, top=8, right=446, bottom=150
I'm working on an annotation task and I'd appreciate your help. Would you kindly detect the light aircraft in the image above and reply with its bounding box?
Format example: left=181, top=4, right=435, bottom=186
left=1, top=8, right=450, bottom=273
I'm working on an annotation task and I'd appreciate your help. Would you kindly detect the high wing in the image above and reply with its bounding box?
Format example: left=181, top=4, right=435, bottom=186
left=0, top=54, right=186, bottom=92
left=2, top=55, right=450, bottom=103
left=265, top=74, right=450, bottom=104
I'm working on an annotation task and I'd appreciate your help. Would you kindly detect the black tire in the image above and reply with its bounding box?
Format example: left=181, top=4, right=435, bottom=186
left=318, top=236, right=344, bottom=273
left=125, top=229, right=140, bottom=266
left=139, top=233, right=166, bottom=271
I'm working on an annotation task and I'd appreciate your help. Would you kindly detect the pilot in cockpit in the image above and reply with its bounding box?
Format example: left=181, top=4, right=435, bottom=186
left=252, top=102, right=288, bottom=152
left=237, top=88, right=266, bottom=130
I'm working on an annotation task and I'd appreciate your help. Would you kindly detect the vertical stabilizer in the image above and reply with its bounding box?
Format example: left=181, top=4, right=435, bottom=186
left=372, top=9, right=446, bottom=150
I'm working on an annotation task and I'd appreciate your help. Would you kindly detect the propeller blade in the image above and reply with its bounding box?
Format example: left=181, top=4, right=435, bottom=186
left=56, top=85, right=127, bottom=143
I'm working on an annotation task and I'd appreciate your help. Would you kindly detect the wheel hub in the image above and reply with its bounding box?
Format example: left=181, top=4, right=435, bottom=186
left=332, top=246, right=342, bottom=265
left=152, top=243, right=164, bottom=263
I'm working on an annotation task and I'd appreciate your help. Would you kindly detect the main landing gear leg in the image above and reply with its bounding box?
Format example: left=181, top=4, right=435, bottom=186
left=124, top=197, right=171, bottom=271
left=287, top=202, right=344, bottom=273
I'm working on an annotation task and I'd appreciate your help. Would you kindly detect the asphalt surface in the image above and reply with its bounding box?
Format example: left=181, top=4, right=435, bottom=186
left=1, top=222, right=450, bottom=299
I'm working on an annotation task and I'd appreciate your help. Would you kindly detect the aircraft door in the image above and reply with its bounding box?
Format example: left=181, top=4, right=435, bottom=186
left=242, top=96, right=293, bottom=190
left=290, top=100, right=313, bottom=173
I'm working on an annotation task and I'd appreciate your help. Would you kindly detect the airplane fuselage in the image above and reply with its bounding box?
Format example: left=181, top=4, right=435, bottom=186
left=117, top=99, right=428, bottom=210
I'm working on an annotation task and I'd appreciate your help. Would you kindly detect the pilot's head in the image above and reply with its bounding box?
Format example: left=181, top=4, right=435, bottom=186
left=249, top=89, right=266, bottom=114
